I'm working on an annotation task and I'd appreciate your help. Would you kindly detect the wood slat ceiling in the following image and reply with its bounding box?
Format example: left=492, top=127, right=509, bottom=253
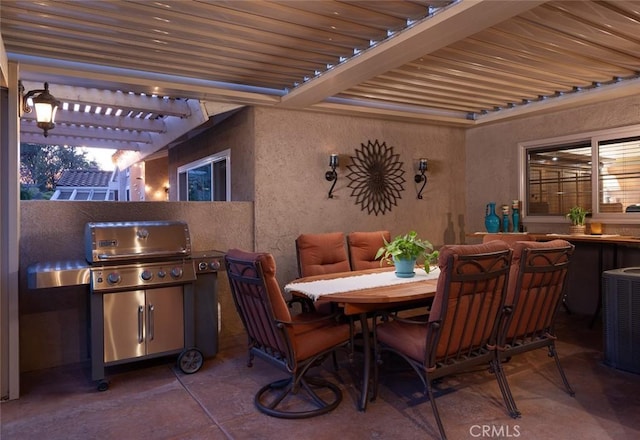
left=2, top=0, right=640, bottom=162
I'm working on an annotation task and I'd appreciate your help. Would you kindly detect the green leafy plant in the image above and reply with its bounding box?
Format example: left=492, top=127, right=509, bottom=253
left=566, top=206, right=588, bottom=226
left=375, top=231, right=439, bottom=273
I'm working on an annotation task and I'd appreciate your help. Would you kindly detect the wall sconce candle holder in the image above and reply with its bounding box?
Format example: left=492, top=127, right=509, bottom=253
left=414, top=158, right=428, bottom=199
left=19, top=81, right=61, bottom=137
left=325, top=153, right=339, bottom=198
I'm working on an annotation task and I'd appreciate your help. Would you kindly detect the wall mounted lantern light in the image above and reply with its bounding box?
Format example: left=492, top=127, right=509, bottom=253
left=414, top=158, right=428, bottom=199
left=19, top=81, right=61, bottom=137
left=325, top=153, right=339, bottom=198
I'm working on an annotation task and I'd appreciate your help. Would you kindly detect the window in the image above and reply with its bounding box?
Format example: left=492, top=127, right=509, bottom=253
left=522, top=126, right=640, bottom=219
left=526, top=142, right=592, bottom=216
left=598, top=137, right=640, bottom=213
left=177, top=149, right=230, bottom=201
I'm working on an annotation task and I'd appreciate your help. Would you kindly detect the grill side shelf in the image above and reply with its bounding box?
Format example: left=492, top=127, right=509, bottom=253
left=27, top=261, right=91, bottom=289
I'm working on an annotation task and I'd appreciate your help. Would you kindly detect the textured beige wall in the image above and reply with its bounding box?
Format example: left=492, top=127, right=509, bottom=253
left=168, top=108, right=255, bottom=202
left=19, top=201, right=253, bottom=371
left=144, top=156, right=170, bottom=201
left=18, top=108, right=468, bottom=372
left=20, top=98, right=640, bottom=372
left=252, top=107, right=467, bottom=285
left=465, top=95, right=640, bottom=315
left=465, top=95, right=640, bottom=234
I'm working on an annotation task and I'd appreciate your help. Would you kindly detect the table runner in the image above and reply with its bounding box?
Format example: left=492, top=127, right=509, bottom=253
left=284, top=267, right=441, bottom=301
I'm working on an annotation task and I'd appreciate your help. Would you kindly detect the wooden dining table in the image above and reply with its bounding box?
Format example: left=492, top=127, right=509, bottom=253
left=284, top=266, right=439, bottom=411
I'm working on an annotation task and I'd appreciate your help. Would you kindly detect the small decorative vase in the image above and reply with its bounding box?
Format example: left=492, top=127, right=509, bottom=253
left=512, top=207, right=520, bottom=233
left=502, top=213, right=510, bottom=233
left=393, top=257, right=416, bottom=278
left=485, top=202, right=500, bottom=233
left=569, top=225, right=586, bottom=235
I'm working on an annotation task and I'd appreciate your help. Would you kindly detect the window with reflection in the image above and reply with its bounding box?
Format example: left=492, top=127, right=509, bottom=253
left=524, top=127, right=640, bottom=217
left=527, top=142, right=592, bottom=216
left=177, top=149, right=230, bottom=201
left=598, top=137, right=640, bottom=213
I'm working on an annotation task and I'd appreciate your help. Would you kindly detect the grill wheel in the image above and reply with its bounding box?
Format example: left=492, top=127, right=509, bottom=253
left=178, top=348, right=204, bottom=374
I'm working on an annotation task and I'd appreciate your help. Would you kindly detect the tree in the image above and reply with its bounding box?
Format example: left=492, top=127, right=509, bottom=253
left=20, top=143, right=99, bottom=195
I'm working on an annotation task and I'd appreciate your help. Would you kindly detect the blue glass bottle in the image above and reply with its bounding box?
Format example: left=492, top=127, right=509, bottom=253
left=512, top=207, right=520, bottom=233
left=502, top=213, right=510, bottom=233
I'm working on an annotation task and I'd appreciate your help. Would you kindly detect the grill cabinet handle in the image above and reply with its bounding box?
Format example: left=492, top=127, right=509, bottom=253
left=148, top=304, right=155, bottom=341
left=137, top=305, right=144, bottom=343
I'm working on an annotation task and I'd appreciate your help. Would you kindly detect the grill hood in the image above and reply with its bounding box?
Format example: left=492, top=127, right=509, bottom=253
left=85, top=221, right=191, bottom=264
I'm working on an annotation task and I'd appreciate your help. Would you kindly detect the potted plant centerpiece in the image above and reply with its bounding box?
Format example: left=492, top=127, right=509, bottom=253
left=566, top=206, right=588, bottom=235
left=375, top=231, right=439, bottom=278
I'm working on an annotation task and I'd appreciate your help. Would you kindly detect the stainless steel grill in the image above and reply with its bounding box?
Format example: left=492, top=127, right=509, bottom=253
left=84, top=221, right=196, bottom=292
left=27, top=220, right=224, bottom=391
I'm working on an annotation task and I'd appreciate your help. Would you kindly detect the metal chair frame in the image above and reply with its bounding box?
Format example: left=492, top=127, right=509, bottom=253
left=372, top=244, right=517, bottom=440
left=225, top=250, right=350, bottom=419
left=496, top=241, right=576, bottom=415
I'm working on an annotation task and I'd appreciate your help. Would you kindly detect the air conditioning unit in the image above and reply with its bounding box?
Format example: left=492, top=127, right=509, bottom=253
left=602, top=268, right=640, bottom=374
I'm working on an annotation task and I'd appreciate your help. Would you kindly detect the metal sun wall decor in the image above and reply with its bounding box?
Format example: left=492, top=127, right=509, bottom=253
left=346, top=139, right=405, bottom=215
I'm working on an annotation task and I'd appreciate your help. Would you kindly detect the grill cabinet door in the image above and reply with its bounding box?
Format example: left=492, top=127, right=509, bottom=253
left=146, top=286, right=184, bottom=355
left=102, top=287, right=184, bottom=363
left=103, top=290, right=146, bottom=362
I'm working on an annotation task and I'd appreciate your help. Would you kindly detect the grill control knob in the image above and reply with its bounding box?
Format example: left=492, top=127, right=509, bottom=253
left=170, top=267, right=183, bottom=279
left=198, top=262, right=208, bottom=271
left=210, top=260, right=221, bottom=270
left=107, top=272, right=121, bottom=285
left=157, top=269, right=167, bottom=278
left=141, top=270, right=153, bottom=281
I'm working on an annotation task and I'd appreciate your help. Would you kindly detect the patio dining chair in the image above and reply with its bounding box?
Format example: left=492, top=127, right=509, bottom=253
left=224, top=248, right=351, bottom=419
left=295, top=232, right=351, bottom=313
left=372, top=241, right=517, bottom=440
left=347, top=230, right=391, bottom=270
left=495, top=239, right=575, bottom=414
left=295, top=232, right=351, bottom=276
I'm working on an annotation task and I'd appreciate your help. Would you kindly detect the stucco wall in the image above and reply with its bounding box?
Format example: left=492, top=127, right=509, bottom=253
left=168, top=108, right=255, bottom=202
left=465, top=95, right=640, bottom=234
left=20, top=99, right=640, bottom=372
left=465, top=95, right=640, bottom=316
left=18, top=107, right=468, bottom=373
left=252, top=107, right=467, bottom=286
left=19, top=201, right=253, bottom=371
left=144, top=155, right=169, bottom=201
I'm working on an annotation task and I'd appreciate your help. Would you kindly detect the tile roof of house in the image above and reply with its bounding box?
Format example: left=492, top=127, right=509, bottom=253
left=56, top=169, right=114, bottom=188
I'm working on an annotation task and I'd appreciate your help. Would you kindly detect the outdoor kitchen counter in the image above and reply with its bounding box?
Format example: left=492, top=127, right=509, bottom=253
left=469, top=232, right=640, bottom=245
left=27, top=260, right=90, bottom=290
left=470, top=232, right=640, bottom=325
left=529, top=233, right=640, bottom=327
left=528, top=233, right=640, bottom=245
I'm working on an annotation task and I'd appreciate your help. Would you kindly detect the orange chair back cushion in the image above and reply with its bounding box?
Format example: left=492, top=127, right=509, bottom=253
left=347, top=230, right=391, bottom=270
left=431, top=241, right=511, bottom=359
left=296, top=232, right=350, bottom=276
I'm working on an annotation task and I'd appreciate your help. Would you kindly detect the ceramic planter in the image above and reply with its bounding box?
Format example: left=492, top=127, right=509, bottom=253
left=393, top=256, right=417, bottom=278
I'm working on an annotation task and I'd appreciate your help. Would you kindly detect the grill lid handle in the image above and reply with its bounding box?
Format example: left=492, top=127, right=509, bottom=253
left=96, top=249, right=189, bottom=260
